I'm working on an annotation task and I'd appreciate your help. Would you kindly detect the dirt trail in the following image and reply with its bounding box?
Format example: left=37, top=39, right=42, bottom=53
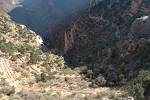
left=100, top=48, right=111, bottom=68
left=112, top=22, right=120, bottom=40
left=89, top=15, right=110, bottom=27
left=17, top=56, right=40, bottom=73
left=89, top=15, right=107, bottom=22
left=54, top=75, right=80, bottom=78
left=18, top=84, right=111, bottom=94
left=0, top=58, right=18, bottom=87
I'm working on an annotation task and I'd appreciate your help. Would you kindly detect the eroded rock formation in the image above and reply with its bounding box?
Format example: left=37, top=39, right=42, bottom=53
left=127, top=15, right=150, bottom=53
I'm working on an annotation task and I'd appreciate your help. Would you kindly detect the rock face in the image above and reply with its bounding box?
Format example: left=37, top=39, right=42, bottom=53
left=127, top=15, right=150, bottom=53
left=130, top=16, right=150, bottom=41
left=36, top=35, right=48, bottom=52
left=129, top=0, right=150, bottom=17
left=129, top=0, right=143, bottom=17
left=63, top=0, right=150, bottom=54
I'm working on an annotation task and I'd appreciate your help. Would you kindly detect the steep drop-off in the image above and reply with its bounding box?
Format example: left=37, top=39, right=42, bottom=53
left=7, top=0, right=91, bottom=42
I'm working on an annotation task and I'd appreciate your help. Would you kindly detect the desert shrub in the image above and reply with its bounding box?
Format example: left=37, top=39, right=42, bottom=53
left=3, top=24, right=9, bottom=33
left=92, top=74, right=106, bottom=88
left=21, top=62, right=27, bottom=68
left=21, top=70, right=30, bottom=77
left=11, top=55, right=17, bottom=61
left=35, top=74, right=41, bottom=83
left=28, top=79, right=36, bottom=85
left=118, top=74, right=127, bottom=86
left=17, top=89, right=37, bottom=100
left=120, top=62, right=126, bottom=73
left=18, top=46, right=26, bottom=55
left=133, top=70, right=150, bottom=89
left=36, top=49, right=43, bottom=55
left=14, top=67, right=22, bottom=72
left=25, top=44, right=32, bottom=51
left=9, top=95, right=20, bottom=100
left=38, top=81, right=46, bottom=87
left=1, top=86, right=15, bottom=96
left=64, top=77, right=70, bottom=81
left=41, top=73, right=47, bottom=82
left=63, top=68, right=72, bottom=75
left=125, top=83, right=144, bottom=100
left=41, top=62, right=48, bottom=67
left=30, top=51, right=42, bottom=64
left=87, top=69, right=93, bottom=78
left=45, top=52, right=50, bottom=62
left=52, top=71, right=57, bottom=75
left=96, top=91, right=117, bottom=99
left=37, top=66, right=40, bottom=68
left=80, top=66, right=88, bottom=74
left=0, top=81, right=9, bottom=86
left=48, top=51, right=51, bottom=54
left=40, top=71, right=55, bottom=82
left=3, top=37, right=6, bottom=43
left=58, top=63, right=62, bottom=67
left=77, top=80, right=88, bottom=89
left=68, top=84, right=77, bottom=90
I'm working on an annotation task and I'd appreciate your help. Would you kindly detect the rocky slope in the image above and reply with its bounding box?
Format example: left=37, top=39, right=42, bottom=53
left=62, top=0, right=150, bottom=97
left=0, top=15, right=125, bottom=100
left=64, top=0, right=150, bottom=66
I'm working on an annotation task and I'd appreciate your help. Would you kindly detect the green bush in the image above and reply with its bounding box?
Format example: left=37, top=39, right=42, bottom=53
left=118, top=74, right=127, bottom=86
left=18, top=46, right=26, bottom=55
left=37, top=66, right=40, bottom=68
left=30, top=51, right=42, bottom=64
left=134, top=70, right=150, bottom=89
left=47, top=71, right=55, bottom=80
left=58, top=63, right=62, bottom=67
left=3, top=37, right=6, bottom=43
left=64, top=77, right=70, bottom=81
left=41, top=73, right=47, bottom=82
left=125, top=83, right=144, bottom=100
left=92, top=74, right=106, bottom=88
left=87, top=69, right=93, bottom=78
left=41, top=62, right=48, bottom=67
left=11, top=55, right=17, bottom=61
left=118, top=74, right=124, bottom=81
left=120, top=62, right=126, bottom=73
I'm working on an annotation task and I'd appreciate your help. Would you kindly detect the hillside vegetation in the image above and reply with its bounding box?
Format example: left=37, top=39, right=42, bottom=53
left=0, top=15, right=127, bottom=100
left=63, top=0, right=150, bottom=99
left=0, top=0, right=150, bottom=99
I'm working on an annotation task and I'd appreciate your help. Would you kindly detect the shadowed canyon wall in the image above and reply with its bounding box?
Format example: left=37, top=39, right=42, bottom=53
left=7, top=0, right=91, bottom=46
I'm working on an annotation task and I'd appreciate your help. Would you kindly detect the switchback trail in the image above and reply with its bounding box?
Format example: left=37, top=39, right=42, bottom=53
left=112, top=22, right=121, bottom=41
left=100, top=48, right=111, bottom=68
